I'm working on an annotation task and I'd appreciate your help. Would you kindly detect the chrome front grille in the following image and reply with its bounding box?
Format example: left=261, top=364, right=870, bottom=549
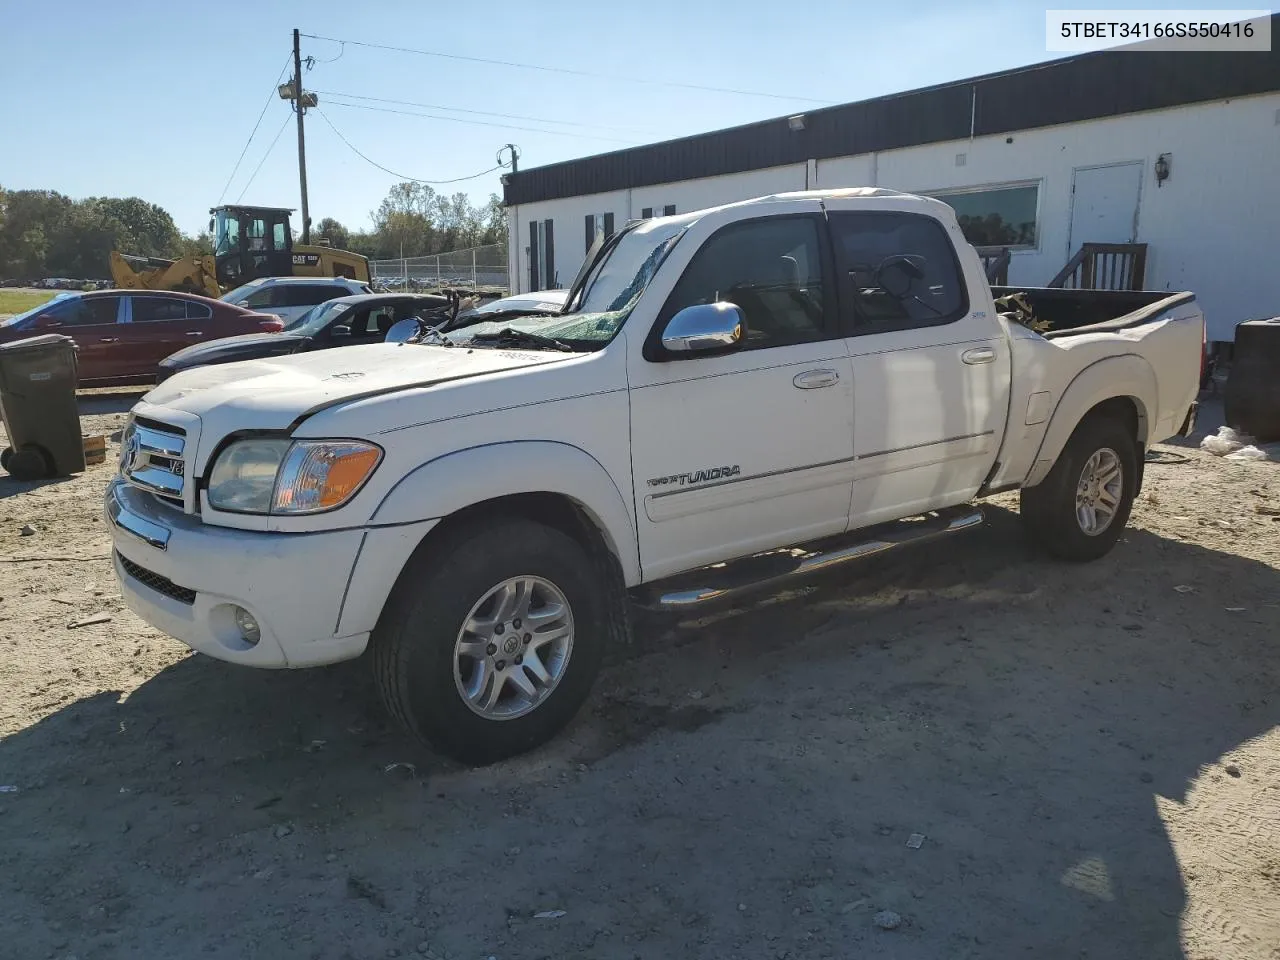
left=120, top=419, right=187, bottom=507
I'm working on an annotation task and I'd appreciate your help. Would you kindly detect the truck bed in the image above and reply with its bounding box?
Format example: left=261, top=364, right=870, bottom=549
left=989, top=286, right=1194, bottom=340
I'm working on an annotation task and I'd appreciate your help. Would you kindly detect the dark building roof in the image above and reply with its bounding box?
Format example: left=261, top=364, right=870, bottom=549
left=504, top=19, right=1280, bottom=207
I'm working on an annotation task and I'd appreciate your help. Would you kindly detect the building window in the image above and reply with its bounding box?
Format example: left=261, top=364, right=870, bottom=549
left=529, top=219, right=555, bottom=291
left=663, top=204, right=676, bottom=216
left=641, top=207, right=653, bottom=219
left=926, top=181, right=1039, bottom=249
left=584, top=212, right=614, bottom=253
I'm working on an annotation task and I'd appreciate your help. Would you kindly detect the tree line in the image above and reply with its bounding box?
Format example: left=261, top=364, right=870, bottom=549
left=0, top=183, right=507, bottom=281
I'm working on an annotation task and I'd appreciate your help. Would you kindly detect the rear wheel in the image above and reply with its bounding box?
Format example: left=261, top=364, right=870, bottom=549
left=372, top=517, right=607, bottom=766
left=1020, top=415, right=1137, bottom=562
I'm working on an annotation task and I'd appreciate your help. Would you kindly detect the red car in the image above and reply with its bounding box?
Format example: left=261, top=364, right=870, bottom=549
left=0, top=290, right=283, bottom=385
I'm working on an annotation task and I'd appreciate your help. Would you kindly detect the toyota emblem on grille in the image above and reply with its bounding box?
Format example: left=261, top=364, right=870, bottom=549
left=120, top=430, right=141, bottom=474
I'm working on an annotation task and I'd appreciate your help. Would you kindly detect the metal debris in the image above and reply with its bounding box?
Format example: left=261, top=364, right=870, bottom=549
left=68, top=612, right=112, bottom=629
left=906, top=833, right=925, bottom=849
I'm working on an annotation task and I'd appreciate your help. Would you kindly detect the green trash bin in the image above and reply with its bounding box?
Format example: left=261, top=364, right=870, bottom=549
left=0, top=334, right=85, bottom=480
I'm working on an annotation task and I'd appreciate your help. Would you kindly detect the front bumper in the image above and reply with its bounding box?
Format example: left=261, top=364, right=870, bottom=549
left=106, top=479, right=390, bottom=668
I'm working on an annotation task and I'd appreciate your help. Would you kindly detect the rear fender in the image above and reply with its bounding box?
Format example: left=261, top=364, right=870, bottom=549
left=370, top=441, right=640, bottom=585
left=1023, top=355, right=1156, bottom=487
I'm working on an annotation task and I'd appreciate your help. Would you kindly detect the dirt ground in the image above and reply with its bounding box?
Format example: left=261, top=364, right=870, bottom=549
left=1, top=393, right=1278, bottom=960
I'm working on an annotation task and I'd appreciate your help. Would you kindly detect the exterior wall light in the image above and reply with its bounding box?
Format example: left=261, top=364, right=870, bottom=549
left=1155, top=153, right=1171, bottom=187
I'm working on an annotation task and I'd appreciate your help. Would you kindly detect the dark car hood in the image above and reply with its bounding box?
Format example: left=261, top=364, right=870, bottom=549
left=160, top=332, right=309, bottom=369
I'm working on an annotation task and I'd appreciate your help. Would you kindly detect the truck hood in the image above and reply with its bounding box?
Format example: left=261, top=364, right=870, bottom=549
left=141, top=342, right=572, bottom=436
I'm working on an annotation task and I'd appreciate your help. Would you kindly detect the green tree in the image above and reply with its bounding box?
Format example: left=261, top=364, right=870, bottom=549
left=315, top=217, right=351, bottom=251
left=93, top=196, right=181, bottom=258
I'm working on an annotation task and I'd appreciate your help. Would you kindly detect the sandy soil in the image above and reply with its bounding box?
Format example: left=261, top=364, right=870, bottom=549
left=1, top=394, right=1278, bottom=960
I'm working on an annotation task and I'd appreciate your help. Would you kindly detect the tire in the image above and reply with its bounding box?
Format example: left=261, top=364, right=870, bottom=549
left=3, top=445, right=52, bottom=481
left=0, top=448, right=11, bottom=471
left=371, top=517, right=609, bottom=766
left=1020, top=414, right=1137, bottom=562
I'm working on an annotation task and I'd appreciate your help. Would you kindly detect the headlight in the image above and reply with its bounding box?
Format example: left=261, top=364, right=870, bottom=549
left=207, top=438, right=382, bottom=515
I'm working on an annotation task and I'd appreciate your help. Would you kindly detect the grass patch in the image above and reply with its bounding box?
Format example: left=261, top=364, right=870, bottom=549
left=0, top=290, right=58, bottom=317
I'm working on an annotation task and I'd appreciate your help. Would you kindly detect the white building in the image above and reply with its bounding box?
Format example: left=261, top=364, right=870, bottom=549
left=504, top=30, right=1280, bottom=343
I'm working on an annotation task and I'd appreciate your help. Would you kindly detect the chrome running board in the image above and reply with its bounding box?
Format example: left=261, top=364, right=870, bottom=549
left=635, top=506, right=984, bottom=611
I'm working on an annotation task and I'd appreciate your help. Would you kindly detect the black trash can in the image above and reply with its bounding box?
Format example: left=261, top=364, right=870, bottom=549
left=0, top=334, right=85, bottom=480
left=1225, top=318, right=1280, bottom=443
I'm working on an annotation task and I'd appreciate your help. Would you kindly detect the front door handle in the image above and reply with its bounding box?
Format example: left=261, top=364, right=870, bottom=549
left=961, top=347, right=996, bottom=365
left=99, top=338, right=120, bottom=343
left=793, top=368, right=841, bottom=389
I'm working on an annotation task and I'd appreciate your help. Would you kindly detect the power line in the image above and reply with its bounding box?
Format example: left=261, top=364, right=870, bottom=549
left=313, top=89, right=657, bottom=135
left=236, top=113, right=293, bottom=203
left=218, top=56, right=293, bottom=204
left=301, top=33, right=833, bottom=105
left=314, top=108, right=505, bottom=185
left=321, top=98, right=639, bottom=144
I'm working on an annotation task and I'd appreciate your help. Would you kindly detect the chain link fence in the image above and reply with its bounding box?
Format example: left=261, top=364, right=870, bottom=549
left=370, top=244, right=508, bottom=293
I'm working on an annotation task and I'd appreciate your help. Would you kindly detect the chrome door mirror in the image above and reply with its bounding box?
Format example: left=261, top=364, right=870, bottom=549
left=384, top=317, right=423, bottom=344
left=660, top=302, right=745, bottom=355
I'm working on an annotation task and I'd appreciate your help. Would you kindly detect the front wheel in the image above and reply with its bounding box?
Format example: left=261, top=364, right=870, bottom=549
left=371, top=517, right=608, bottom=766
left=1020, top=415, right=1137, bottom=562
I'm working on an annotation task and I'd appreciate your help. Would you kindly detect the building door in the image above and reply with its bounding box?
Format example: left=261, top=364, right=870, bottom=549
left=528, top=219, right=555, bottom=291
left=1067, top=161, right=1143, bottom=255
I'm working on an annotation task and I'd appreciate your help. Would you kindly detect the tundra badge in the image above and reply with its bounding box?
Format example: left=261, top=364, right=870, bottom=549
left=647, top=465, right=741, bottom=488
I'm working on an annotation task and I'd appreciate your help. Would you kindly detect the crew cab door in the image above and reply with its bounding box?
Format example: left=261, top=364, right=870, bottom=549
left=627, top=207, right=855, bottom=581
left=823, top=200, right=1011, bottom=527
left=27, top=295, right=122, bottom=381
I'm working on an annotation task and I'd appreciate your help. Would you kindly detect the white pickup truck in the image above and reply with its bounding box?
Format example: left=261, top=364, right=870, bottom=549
left=107, top=189, right=1204, bottom=765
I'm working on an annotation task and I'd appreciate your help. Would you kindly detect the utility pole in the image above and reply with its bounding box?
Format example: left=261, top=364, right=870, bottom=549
left=292, top=28, right=310, bottom=244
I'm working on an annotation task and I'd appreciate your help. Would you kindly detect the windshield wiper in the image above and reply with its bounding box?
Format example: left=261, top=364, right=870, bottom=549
left=468, top=328, right=574, bottom=352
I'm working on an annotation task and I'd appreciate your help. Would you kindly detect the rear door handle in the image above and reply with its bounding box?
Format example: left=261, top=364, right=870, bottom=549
left=185, top=331, right=203, bottom=337
left=793, top=368, right=841, bottom=389
left=99, top=338, right=120, bottom=343
left=961, top=347, right=996, bottom=365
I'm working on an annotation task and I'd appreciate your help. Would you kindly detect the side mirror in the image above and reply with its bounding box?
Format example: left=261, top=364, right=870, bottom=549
left=33, top=314, right=61, bottom=329
left=660, top=302, right=745, bottom=356
left=384, top=317, right=423, bottom=344
left=330, top=324, right=352, bottom=337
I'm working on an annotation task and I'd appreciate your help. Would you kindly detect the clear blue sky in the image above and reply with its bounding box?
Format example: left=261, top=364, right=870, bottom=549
left=0, top=0, right=1226, bottom=237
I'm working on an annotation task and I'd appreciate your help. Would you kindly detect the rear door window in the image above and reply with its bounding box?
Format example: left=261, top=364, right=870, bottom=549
left=276, top=284, right=349, bottom=308
left=186, top=301, right=214, bottom=321
left=828, top=211, right=967, bottom=332
left=131, top=297, right=190, bottom=323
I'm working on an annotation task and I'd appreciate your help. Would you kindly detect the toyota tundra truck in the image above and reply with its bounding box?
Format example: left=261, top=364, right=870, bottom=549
left=107, top=189, right=1204, bottom=765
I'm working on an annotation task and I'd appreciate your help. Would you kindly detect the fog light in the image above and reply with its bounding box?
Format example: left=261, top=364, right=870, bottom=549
left=233, top=606, right=261, bottom=645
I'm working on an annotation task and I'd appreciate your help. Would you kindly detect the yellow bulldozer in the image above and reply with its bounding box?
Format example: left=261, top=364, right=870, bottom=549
left=110, top=205, right=370, bottom=298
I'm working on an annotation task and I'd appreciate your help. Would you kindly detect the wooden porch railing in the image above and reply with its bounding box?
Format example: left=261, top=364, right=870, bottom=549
left=975, top=246, right=1011, bottom=285
left=1048, top=242, right=1148, bottom=290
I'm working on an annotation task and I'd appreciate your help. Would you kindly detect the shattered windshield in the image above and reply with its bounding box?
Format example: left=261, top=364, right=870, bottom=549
left=453, top=219, right=687, bottom=348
